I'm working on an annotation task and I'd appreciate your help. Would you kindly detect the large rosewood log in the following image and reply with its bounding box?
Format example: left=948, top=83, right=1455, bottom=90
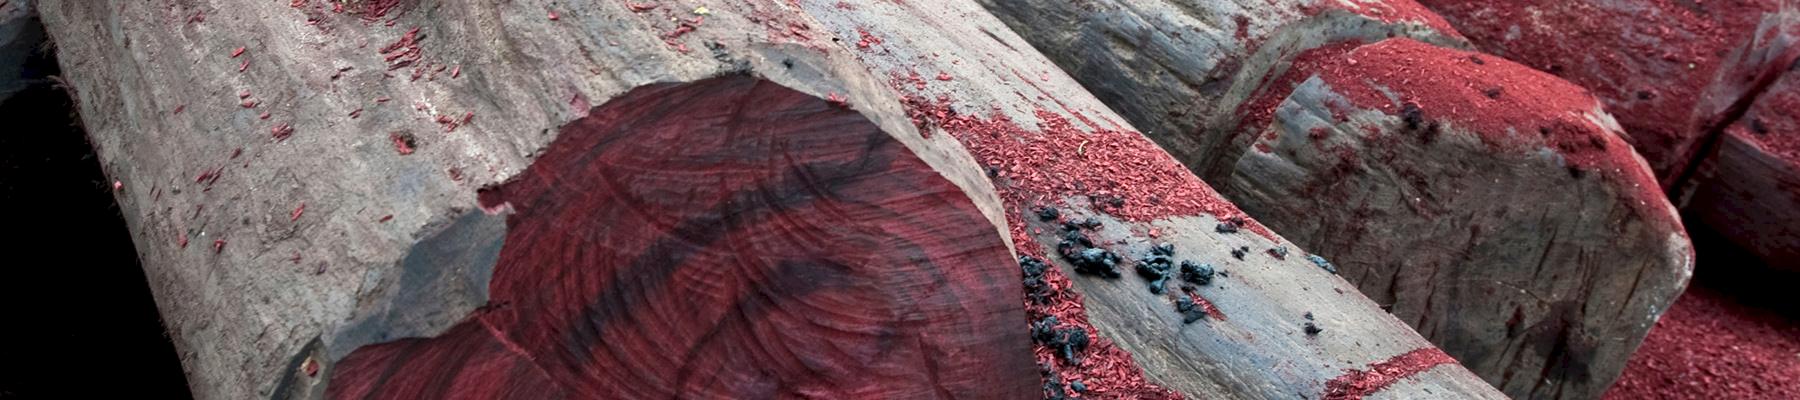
left=38, top=0, right=1503, bottom=399
left=978, top=1, right=1693, bottom=399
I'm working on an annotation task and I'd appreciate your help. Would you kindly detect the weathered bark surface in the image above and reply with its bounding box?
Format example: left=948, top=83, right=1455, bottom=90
left=979, top=2, right=1695, bottom=399
left=39, top=0, right=1504, bottom=399
left=1415, top=0, right=1798, bottom=188
left=1227, top=38, right=1691, bottom=400
left=975, top=0, right=1468, bottom=181
left=1689, top=63, right=1800, bottom=272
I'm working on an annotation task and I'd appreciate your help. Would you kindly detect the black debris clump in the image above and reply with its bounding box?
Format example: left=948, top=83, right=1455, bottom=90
left=1175, top=296, right=1207, bottom=324
left=1037, top=206, right=1061, bottom=222
left=1267, top=246, right=1288, bottom=260
left=1215, top=217, right=1244, bottom=234
left=1070, top=379, right=1087, bottom=393
left=1040, top=364, right=1068, bottom=400
left=1230, top=246, right=1250, bottom=260
left=1134, top=243, right=1177, bottom=294
left=1180, top=260, right=1215, bottom=286
left=1401, top=102, right=1425, bottom=130
left=1308, top=254, right=1339, bottom=274
left=1483, top=87, right=1503, bottom=99
left=1304, top=321, right=1324, bottom=336
left=1059, top=229, right=1121, bottom=278
left=1062, top=217, right=1101, bottom=232
left=1020, top=256, right=1052, bottom=304
left=1031, top=316, right=1090, bottom=365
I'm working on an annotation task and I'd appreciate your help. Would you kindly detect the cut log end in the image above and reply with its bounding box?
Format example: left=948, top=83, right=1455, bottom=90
left=330, top=75, right=1036, bottom=399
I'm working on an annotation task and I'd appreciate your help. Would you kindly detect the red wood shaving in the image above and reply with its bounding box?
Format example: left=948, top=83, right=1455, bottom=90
left=374, top=96, right=391, bottom=103
left=1322, top=348, right=1456, bottom=399
left=460, top=111, right=474, bottom=125
left=855, top=29, right=883, bottom=49
left=627, top=3, right=657, bottom=12
left=178, top=232, right=188, bottom=248
left=302, top=357, right=319, bottom=377
left=172, top=105, right=185, bottom=114
left=231, top=148, right=243, bottom=159
left=113, top=181, right=123, bottom=191
left=547, top=10, right=559, bottom=20
left=271, top=123, right=294, bottom=141
left=447, top=167, right=463, bottom=181
left=213, top=239, right=226, bottom=254
left=349, top=108, right=363, bottom=119
left=450, top=65, right=461, bottom=79
left=378, top=215, right=393, bottom=223
left=239, top=60, right=250, bottom=72
left=390, top=133, right=415, bottom=155
left=291, top=203, right=306, bottom=222
left=291, top=252, right=303, bottom=264
left=259, top=112, right=271, bottom=120
left=230, top=47, right=246, bottom=58
left=238, top=89, right=251, bottom=99
left=826, top=92, right=848, bottom=108
left=936, top=72, right=953, bottom=81
left=241, top=99, right=257, bottom=108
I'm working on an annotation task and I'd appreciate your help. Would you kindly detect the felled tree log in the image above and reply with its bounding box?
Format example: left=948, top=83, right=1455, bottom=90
left=974, top=0, right=1469, bottom=181
left=978, top=2, right=1693, bottom=399
left=1226, top=38, right=1691, bottom=400
left=1689, top=63, right=1800, bottom=272
left=1415, top=0, right=1798, bottom=189
left=38, top=0, right=1504, bottom=399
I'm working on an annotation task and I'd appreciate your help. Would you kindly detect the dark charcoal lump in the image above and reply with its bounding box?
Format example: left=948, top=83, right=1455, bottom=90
left=1054, top=327, right=1090, bottom=365
left=1134, top=243, right=1178, bottom=294
left=1304, top=321, right=1324, bottom=336
left=1037, top=206, right=1061, bottom=222
left=1267, top=246, right=1288, bottom=260
left=1032, top=316, right=1091, bottom=365
left=1401, top=102, right=1424, bottom=130
left=1058, top=230, right=1121, bottom=278
left=1070, top=379, right=1086, bottom=393
left=1175, top=296, right=1207, bottom=323
left=1307, top=254, right=1339, bottom=274
left=1180, top=260, right=1215, bottom=286
left=1215, top=217, right=1244, bottom=234
left=1230, top=246, right=1249, bottom=260
left=1020, top=256, right=1052, bottom=304
left=1061, top=217, right=1101, bottom=232
left=1042, top=372, right=1068, bottom=400
left=1032, top=316, right=1060, bottom=344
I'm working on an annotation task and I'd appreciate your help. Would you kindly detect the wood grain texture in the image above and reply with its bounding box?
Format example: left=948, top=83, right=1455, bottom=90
left=329, top=75, right=1034, bottom=399
left=38, top=0, right=1503, bottom=398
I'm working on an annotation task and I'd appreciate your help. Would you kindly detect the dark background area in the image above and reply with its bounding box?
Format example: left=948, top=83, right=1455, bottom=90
left=0, top=22, right=193, bottom=398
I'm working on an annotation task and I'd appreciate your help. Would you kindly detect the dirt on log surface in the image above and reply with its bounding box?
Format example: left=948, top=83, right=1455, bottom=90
left=979, top=1, right=1694, bottom=399
left=37, top=0, right=1504, bottom=399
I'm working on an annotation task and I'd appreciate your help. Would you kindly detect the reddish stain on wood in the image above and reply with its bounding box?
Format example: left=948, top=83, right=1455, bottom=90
left=329, top=76, right=1035, bottom=398
left=1323, top=348, right=1457, bottom=400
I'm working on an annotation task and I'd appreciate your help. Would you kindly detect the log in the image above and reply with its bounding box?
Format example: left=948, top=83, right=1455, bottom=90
left=1688, top=62, right=1800, bottom=273
left=978, top=2, right=1693, bottom=399
left=1413, top=0, right=1798, bottom=188
left=1225, top=37, right=1691, bottom=399
left=972, top=0, right=1469, bottom=181
left=38, top=0, right=1504, bottom=399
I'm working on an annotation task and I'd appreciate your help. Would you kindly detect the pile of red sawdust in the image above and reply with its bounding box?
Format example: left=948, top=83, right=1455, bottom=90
left=1604, top=284, right=1800, bottom=399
